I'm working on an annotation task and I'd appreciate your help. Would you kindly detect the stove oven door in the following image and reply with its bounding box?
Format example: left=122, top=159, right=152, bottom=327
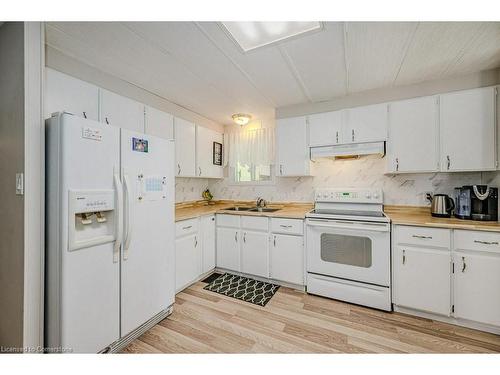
left=306, top=218, right=390, bottom=287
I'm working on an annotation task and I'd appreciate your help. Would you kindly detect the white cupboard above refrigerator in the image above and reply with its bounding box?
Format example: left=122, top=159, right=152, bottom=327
left=45, top=68, right=99, bottom=121
left=145, top=105, right=174, bottom=140
left=100, top=89, right=145, bottom=133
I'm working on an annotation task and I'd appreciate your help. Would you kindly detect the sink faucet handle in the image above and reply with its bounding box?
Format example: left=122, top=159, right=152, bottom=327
left=256, top=197, right=266, bottom=207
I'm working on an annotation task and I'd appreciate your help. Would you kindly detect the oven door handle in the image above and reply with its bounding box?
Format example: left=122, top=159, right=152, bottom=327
left=307, top=220, right=389, bottom=232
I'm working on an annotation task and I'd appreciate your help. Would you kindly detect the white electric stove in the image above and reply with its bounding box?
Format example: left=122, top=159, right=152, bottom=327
left=305, top=188, right=392, bottom=311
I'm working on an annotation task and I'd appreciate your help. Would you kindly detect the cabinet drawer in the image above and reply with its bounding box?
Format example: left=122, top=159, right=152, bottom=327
left=216, top=214, right=240, bottom=228
left=454, top=230, right=500, bottom=254
left=241, top=216, right=268, bottom=231
left=175, top=218, right=199, bottom=237
left=395, top=225, right=450, bottom=249
left=271, top=218, right=304, bottom=235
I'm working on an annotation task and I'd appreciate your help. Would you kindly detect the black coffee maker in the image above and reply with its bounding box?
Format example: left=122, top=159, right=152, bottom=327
left=469, top=185, right=498, bottom=221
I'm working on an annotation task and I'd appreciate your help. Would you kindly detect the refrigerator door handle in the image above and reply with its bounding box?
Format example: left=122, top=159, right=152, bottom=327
left=113, top=173, right=123, bottom=263
left=123, top=173, right=133, bottom=260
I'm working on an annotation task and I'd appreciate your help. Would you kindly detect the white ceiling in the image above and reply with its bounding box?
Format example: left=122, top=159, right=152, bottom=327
left=45, top=22, right=500, bottom=125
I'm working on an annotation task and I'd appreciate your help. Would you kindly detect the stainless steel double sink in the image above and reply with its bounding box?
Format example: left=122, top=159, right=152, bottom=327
left=224, top=206, right=281, bottom=213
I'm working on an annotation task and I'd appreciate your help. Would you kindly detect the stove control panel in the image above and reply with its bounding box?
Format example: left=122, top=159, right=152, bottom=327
left=314, top=188, right=383, bottom=204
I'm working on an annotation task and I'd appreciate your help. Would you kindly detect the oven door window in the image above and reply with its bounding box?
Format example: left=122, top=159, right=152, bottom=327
left=320, top=233, right=372, bottom=268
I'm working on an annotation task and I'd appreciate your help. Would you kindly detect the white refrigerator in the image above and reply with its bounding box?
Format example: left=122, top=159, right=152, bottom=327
left=45, top=112, right=175, bottom=353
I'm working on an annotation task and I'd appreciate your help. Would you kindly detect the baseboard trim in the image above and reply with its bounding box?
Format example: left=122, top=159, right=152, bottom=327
left=106, top=305, right=174, bottom=353
left=394, top=305, right=500, bottom=335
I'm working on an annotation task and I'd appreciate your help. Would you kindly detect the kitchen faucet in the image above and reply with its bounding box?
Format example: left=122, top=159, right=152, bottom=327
left=256, top=197, right=267, bottom=208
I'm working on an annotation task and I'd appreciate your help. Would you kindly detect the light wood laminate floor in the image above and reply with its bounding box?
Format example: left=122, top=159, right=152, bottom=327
left=122, top=282, right=500, bottom=353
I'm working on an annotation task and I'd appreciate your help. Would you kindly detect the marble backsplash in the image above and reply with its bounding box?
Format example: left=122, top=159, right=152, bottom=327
left=175, top=177, right=210, bottom=203
left=206, top=155, right=499, bottom=206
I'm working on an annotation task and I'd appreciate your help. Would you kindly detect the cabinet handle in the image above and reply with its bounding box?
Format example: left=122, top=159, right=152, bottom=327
left=412, top=235, right=432, bottom=239
left=279, top=164, right=283, bottom=175
left=280, top=225, right=292, bottom=228
left=461, top=256, right=466, bottom=272
left=395, top=158, right=399, bottom=172
left=105, top=117, right=109, bottom=125
left=177, top=163, right=181, bottom=175
left=336, top=131, right=339, bottom=143
left=273, top=235, right=276, bottom=247
left=83, top=111, right=87, bottom=119
left=351, top=129, right=355, bottom=142
left=474, top=240, right=499, bottom=245
left=194, top=235, right=198, bottom=248
left=235, top=232, right=238, bottom=242
left=243, top=232, right=246, bottom=243
left=447, top=155, right=451, bottom=170
left=402, top=250, right=406, bottom=265
left=182, top=225, right=192, bottom=230
left=211, top=217, right=215, bottom=221
left=199, top=167, right=202, bottom=176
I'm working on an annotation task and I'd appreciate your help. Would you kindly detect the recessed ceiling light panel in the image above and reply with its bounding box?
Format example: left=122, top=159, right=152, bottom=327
left=221, top=22, right=321, bottom=52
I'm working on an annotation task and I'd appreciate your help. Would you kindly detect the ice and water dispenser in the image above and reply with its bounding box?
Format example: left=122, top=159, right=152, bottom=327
left=68, top=190, right=117, bottom=251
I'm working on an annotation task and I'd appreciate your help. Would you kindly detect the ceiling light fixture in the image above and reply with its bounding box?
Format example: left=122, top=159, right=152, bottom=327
left=221, top=22, right=322, bottom=52
left=232, top=113, right=252, bottom=126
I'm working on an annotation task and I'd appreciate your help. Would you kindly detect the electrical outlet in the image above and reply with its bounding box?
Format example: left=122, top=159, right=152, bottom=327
left=424, top=191, right=433, bottom=205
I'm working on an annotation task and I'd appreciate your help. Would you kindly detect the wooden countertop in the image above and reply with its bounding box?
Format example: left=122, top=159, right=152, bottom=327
left=175, top=200, right=313, bottom=222
left=384, top=205, right=500, bottom=232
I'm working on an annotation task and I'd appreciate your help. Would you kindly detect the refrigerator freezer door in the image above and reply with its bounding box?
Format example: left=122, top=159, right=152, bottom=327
left=46, top=113, right=121, bottom=353
left=120, top=129, right=175, bottom=336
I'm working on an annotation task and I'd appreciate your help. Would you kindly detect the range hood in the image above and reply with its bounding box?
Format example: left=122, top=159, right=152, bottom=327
left=310, top=141, right=385, bottom=160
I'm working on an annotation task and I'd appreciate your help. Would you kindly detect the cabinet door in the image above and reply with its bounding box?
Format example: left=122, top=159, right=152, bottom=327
left=454, top=252, right=500, bottom=326
left=387, top=96, right=439, bottom=173
left=308, top=111, right=343, bottom=147
left=145, top=106, right=174, bottom=140
left=201, top=215, right=216, bottom=274
left=216, top=227, right=240, bottom=271
left=175, top=234, right=200, bottom=292
left=100, top=89, right=145, bottom=132
left=440, top=87, right=496, bottom=172
left=45, top=68, right=99, bottom=120
left=241, top=230, right=269, bottom=278
left=174, top=117, right=196, bottom=177
left=196, top=125, right=223, bottom=178
left=270, top=234, right=304, bottom=285
left=344, top=103, right=388, bottom=143
left=393, top=245, right=451, bottom=316
left=276, top=116, right=311, bottom=177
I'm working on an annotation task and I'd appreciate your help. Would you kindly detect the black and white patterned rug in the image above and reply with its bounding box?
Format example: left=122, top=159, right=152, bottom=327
left=203, top=273, right=280, bottom=307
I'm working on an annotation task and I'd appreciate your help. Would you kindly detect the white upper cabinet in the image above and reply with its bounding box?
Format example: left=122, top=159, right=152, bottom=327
left=100, top=89, right=145, bottom=132
left=387, top=96, right=439, bottom=173
left=196, top=125, right=224, bottom=179
left=439, top=87, right=497, bottom=172
left=344, top=103, right=388, bottom=143
left=145, top=106, right=174, bottom=140
left=174, top=117, right=196, bottom=177
left=308, top=110, right=343, bottom=147
left=276, top=116, right=312, bottom=177
left=45, top=68, right=99, bottom=121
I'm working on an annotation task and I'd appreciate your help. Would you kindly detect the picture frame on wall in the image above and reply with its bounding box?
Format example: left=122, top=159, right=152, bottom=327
left=213, top=142, right=222, bottom=166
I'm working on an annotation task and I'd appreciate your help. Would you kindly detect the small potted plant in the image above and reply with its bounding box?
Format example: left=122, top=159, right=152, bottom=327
left=202, top=188, right=214, bottom=205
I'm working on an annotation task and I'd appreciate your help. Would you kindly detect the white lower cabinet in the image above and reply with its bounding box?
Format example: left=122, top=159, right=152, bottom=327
left=201, top=215, right=216, bottom=274
left=393, top=245, right=451, bottom=316
left=270, top=234, right=304, bottom=285
left=175, top=233, right=200, bottom=292
left=216, top=227, right=240, bottom=272
left=241, top=230, right=269, bottom=277
left=453, top=252, right=500, bottom=327
left=393, top=225, right=500, bottom=333
left=215, top=215, right=305, bottom=287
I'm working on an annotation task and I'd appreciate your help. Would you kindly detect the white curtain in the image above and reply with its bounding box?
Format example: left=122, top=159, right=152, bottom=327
left=224, top=127, right=275, bottom=168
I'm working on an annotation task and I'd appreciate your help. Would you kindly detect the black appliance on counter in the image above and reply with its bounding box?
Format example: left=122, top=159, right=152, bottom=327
left=454, top=185, right=498, bottom=221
